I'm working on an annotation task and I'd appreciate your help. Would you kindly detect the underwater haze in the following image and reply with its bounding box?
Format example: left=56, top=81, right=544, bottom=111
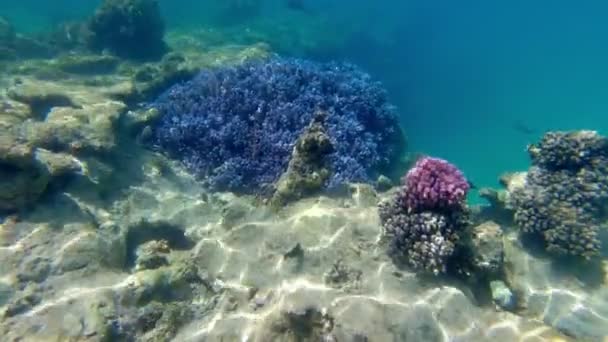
left=1, top=0, right=608, bottom=341
left=6, top=0, right=608, bottom=191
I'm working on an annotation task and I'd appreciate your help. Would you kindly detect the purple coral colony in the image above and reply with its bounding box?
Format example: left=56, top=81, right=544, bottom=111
left=379, top=157, right=471, bottom=275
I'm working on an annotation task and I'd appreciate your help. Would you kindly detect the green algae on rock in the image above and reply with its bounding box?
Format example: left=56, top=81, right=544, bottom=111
left=271, top=111, right=334, bottom=208
left=54, top=54, right=121, bottom=75
left=0, top=137, right=83, bottom=211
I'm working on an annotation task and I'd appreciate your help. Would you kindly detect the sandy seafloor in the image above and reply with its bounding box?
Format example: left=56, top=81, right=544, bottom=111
left=0, top=33, right=608, bottom=342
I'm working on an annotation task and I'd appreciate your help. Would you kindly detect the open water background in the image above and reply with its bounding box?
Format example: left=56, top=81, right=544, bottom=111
left=4, top=0, right=608, bottom=194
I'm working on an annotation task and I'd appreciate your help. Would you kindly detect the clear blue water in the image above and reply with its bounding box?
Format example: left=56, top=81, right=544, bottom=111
left=4, top=0, right=608, bottom=194
left=3, top=2, right=608, bottom=340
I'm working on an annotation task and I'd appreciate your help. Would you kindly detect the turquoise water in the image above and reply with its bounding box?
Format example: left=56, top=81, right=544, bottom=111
left=394, top=0, right=608, bottom=195
left=3, top=0, right=608, bottom=190
left=3, top=2, right=608, bottom=340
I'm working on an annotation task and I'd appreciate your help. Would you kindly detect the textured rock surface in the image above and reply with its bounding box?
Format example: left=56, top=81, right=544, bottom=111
left=470, top=221, right=504, bottom=278
left=0, top=39, right=268, bottom=213
left=0, top=137, right=84, bottom=211
left=503, top=231, right=608, bottom=341
left=483, top=169, right=608, bottom=341
left=270, top=111, right=334, bottom=207
left=0, top=153, right=572, bottom=341
left=0, top=31, right=593, bottom=341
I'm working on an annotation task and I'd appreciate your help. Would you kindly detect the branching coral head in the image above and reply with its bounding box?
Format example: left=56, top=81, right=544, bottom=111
left=402, top=156, right=469, bottom=212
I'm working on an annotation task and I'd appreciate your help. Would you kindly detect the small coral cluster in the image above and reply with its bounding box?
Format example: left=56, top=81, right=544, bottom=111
left=150, top=56, right=404, bottom=193
left=379, top=157, right=470, bottom=274
left=512, top=131, right=608, bottom=258
left=87, top=0, right=167, bottom=60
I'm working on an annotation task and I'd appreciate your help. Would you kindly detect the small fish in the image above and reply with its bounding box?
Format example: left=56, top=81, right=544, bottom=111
left=512, top=120, right=537, bottom=135
left=468, top=180, right=477, bottom=190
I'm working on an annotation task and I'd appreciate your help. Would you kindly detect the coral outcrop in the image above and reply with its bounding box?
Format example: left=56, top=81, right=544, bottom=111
left=511, top=131, right=608, bottom=259
left=270, top=111, right=333, bottom=207
left=378, top=156, right=471, bottom=274
left=87, top=0, right=168, bottom=60
left=0, top=36, right=270, bottom=212
left=150, top=56, right=405, bottom=193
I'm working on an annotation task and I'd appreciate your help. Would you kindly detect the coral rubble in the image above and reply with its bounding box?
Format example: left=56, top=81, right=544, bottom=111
left=150, top=56, right=405, bottom=193
left=378, top=156, right=471, bottom=274
left=511, top=131, right=608, bottom=258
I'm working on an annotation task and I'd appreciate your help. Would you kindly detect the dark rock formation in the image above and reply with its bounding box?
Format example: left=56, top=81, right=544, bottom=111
left=87, top=0, right=168, bottom=60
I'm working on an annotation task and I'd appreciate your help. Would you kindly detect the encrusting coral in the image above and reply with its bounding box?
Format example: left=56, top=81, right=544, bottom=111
left=149, top=56, right=405, bottom=194
left=512, top=131, right=608, bottom=259
left=378, top=157, right=470, bottom=275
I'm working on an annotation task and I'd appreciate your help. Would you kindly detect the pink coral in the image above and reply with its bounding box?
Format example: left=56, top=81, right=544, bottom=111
left=402, top=156, right=469, bottom=211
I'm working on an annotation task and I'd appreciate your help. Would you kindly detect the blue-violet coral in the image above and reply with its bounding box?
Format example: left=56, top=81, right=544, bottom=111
left=150, top=56, right=405, bottom=192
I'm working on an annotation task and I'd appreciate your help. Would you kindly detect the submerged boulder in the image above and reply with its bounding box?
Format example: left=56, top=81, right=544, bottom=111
left=469, top=221, right=504, bottom=278
left=0, top=138, right=82, bottom=211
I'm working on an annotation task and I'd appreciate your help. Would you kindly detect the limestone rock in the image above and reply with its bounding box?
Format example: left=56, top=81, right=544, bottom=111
left=347, top=183, right=378, bottom=207
left=504, top=231, right=608, bottom=341
left=470, top=221, right=504, bottom=278
left=490, top=280, right=516, bottom=310
left=0, top=137, right=83, bottom=211
left=499, top=172, right=527, bottom=203
left=54, top=54, right=120, bottom=75
left=134, top=239, right=170, bottom=271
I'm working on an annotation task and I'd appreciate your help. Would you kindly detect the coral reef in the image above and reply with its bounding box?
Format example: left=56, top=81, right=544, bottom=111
left=87, top=0, right=167, bottom=60
left=0, top=36, right=269, bottom=212
left=0, top=19, right=598, bottom=342
left=150, top=56, right=405, bottom=193
left=378, top=156, right=470, bottom=274
left=511, top=131, right=608, bottom=258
